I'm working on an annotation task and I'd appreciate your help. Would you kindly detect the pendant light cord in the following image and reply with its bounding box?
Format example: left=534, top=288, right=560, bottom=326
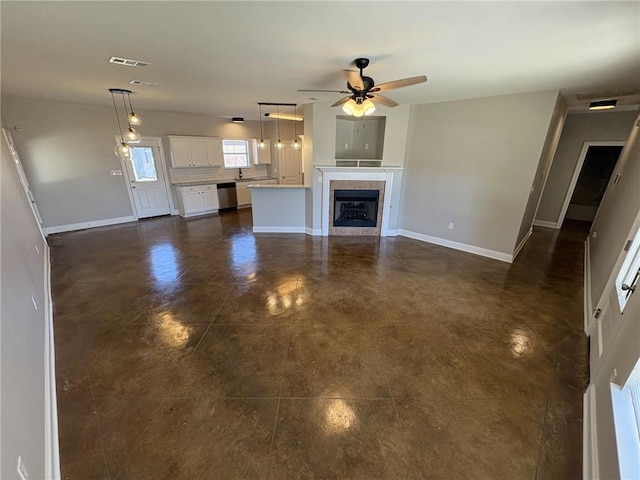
left=127, top=93, right=135, bottom=116
left=121, top=93, right=132, bottom=128
left=111, top=91, right=125, bottom=143
left=259, top=103, right=264, bottom=140
left=293, top=104, right=297, bottom=141
left=276, top=105, right=281, bottom=142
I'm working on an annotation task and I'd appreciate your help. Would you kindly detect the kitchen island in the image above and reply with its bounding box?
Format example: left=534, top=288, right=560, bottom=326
left=248, top=184, right=309, bottom=233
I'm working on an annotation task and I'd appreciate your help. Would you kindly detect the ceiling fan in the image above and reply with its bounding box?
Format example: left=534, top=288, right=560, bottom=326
left=298, top=58, right=427, bottom=116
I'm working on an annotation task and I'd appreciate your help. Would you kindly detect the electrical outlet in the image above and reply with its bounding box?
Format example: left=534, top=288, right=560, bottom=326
left=364, top=143, right=369, bottom=150
left=110, top=170, right=123, bottom=176
left=448, top=223, right=454, bottom=230
left=17, top=456, right=29, bottom=480
left=345, top=143, right=348, bottom=149
left=317, top=176, right=322, bottom=183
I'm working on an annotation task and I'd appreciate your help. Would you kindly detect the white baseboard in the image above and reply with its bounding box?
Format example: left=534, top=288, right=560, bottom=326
left=533, top=219, right=560, bottom=229
left=253, top=226, right=306, bottom=233
left=583, top=384, right=599, bottom=480
left=305, top=227, right=322, bottom=236
left=43, top=245, right=61, bottom=479
left=45, top=215, right=136, bottom=234
left=383, top=229, right=399, bottom=237
left=398, top=229, right=513, bottom=263
left=512, top=228, right=532, bottom=261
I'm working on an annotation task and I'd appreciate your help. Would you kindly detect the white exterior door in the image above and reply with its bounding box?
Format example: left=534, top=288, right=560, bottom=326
left=123, top=139, right=171, bottom=218
left=278, top=146, right=301, bottom=184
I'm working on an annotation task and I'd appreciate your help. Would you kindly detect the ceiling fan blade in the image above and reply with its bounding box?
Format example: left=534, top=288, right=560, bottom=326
left=370, top=94, right=398, bottom=107
left=344, top=69, right=364, bottom=90
left=330, top=97, right=351, bottom=108
left=298, top=89, right=350, bottom=93
left=372, top=75, right=427, bottom=93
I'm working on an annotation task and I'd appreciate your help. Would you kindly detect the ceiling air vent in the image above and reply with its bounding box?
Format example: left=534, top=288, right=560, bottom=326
left=109, top=56, right=150, bottom=68
left=129, top=80, right=159, bottom=87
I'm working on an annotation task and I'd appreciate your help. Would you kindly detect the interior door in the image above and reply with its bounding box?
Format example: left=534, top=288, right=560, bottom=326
left=123, top=141, right=171, bottom=218
left=2, top=128, right=45, bottom=235
left=279, top=146, right=301, bottom=184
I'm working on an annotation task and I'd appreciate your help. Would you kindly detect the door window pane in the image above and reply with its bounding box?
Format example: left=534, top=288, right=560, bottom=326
left=131, top=147, right=158, bottom=182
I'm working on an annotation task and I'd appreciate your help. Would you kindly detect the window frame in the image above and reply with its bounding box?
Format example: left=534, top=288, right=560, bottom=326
left=221, top=139, right=251, bottom=169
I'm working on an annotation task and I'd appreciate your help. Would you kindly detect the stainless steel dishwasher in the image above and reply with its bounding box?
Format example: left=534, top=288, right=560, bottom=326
left=216, top=182, right=237, bottom=210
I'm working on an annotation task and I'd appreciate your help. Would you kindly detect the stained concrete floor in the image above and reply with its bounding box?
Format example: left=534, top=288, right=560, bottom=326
left=50, top=209, right=588, bottom=480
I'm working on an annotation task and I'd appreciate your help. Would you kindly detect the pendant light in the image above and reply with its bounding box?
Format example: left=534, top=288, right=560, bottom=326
left=110, top=89, right=132, bottom=161
left=291, top=104, right=301, bottom=150
left=121, top=92, right=141, bottom=144
left=126, top=91, right=142, bottom=126
left=258, top=103, right=266, bottom=149
left=274, top=105, right=284, bottom=150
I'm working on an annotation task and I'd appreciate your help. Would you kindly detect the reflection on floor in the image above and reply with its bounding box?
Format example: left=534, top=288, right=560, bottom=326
left=50, top=208, right=587, bottom=479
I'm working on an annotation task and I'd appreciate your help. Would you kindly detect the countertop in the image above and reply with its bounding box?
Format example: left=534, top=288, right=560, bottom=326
left=248, top=184, right=308, bottom=189
left=172, top=178, right=276, bottom=187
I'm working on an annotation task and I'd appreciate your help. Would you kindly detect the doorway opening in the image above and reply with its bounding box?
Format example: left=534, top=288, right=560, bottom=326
left=559, top=142, right=624, bottom=229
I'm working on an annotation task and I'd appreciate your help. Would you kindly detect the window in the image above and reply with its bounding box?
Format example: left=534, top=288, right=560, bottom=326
left=222, top=139, right=250, bottom=168
left=616, top=224, right=640, bottom=311
left=130, top=147, right=158, bottom=182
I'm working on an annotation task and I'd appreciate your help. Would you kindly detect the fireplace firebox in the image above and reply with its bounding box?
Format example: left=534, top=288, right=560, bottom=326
left=333, top=189, right=380, bottom=227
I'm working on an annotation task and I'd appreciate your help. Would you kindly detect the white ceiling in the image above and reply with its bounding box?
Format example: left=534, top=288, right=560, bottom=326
left=2, top=1, right=639, bottom=120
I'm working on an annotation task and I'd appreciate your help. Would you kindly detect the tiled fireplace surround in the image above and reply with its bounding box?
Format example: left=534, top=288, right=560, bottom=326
left=318, top=167, right=402, bottom=237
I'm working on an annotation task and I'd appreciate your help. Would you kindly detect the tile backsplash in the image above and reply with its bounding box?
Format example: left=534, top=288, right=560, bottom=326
left=169, top=164, right=271, bottom=183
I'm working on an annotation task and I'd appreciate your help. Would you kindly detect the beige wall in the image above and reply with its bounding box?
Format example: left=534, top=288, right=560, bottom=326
left=514, top=93, right=567, bottom=248
left=1, top=124, right=52, bottom=478
left=1, top=96, right=261, bottom=228
left=536, top=110, right=637, bottom=225
left=401, top=90, right=560, bottom=257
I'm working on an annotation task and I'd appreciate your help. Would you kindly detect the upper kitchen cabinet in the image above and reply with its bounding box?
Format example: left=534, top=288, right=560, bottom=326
left=164, top=136, right=224, bottom=168
left=251, top=139, right=272, bottom=165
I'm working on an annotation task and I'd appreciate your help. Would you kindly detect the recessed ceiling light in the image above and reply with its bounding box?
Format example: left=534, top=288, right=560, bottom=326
left=109, top=56, right=150, bottom=68
left=129, top=80, right=159, bottom=87
left=232, top=117, right=244, bottom=123
left=588, top=99, right=617, bottom=110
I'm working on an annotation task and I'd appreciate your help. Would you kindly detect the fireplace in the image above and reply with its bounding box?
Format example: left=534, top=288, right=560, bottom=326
left=327, top=179, right=386, bottom=236
left=333, top=189, right=380, bottom=227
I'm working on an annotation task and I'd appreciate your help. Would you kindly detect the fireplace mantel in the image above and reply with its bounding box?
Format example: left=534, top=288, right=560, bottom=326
left=316, top=166, right=403, bottom=236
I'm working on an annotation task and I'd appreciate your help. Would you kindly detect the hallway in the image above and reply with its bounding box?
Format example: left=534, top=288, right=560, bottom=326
left=50, top=209, right=587, bottom=479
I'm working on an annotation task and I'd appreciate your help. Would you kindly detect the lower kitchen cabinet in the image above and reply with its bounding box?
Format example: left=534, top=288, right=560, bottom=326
left=236, top=179, right=278, bottom=208
left=175, top=184, right=219, bottom=217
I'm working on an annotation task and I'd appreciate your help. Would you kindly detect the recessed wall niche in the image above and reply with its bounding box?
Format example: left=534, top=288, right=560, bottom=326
left=335, top=115, right=386, bottom=160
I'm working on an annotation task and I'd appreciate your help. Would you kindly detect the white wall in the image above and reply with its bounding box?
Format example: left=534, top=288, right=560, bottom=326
left=589, top=110, right=640, bottom=309
left=584, top=110, right=640, bottom=480
left=1, top=123, right=56, bottom=478
left=400, top=90, right=560, bottom=259
left=1, top=96, right=263, bottom=229
left=536, top=110, right=637, bottom=225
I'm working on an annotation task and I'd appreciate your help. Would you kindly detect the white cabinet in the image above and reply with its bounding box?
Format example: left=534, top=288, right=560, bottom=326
left=236, top=182, right=252, bottom=208
left=165, top=136, right=224, bottom=168
left=251, top=139, right=272, bottom=165
left=175, top=184, right=219, bottom=217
